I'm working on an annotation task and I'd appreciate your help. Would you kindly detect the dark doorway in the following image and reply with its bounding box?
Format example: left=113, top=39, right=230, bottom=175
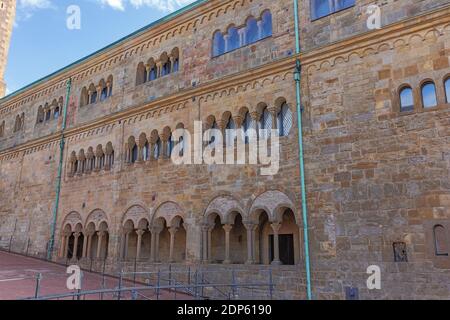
left=269, top=234, right=295, bottom=265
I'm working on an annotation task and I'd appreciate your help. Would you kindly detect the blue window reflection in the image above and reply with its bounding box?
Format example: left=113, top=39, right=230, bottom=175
left=261, top=11, right=272, bottom=38
left=311, top=0, right=355, bottom=20
left=212, top=10, right=273, bottom=57
left=422, top=82, right=438, bottom=108
left=445, top=78, right=450, bottom=103
left=246, top=18, right=259, bottom=44
left=399, top=87, right=414, bottom=112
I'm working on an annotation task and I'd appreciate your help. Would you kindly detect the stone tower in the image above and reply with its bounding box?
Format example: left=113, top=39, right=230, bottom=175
left=0, top=0, right=16, bottom=97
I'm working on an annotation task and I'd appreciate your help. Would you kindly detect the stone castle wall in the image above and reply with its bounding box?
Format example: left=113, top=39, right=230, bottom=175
left=0, top=0, right=449, bottom=299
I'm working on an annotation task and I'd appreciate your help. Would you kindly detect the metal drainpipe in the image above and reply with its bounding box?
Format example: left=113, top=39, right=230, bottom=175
left=293, top=0, right=313, bottom=300
left=47, top=78, right=72, bottom=260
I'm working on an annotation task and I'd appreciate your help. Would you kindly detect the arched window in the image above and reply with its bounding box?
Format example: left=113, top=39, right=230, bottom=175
left=445, top=77, right=450, bottom=103
left=225, top=117, right=236, bottom=147
left=260, top=107, right=272, bottom=139
left=311, top=0, right=355, bottom=20
left=213, top=31, right=225, bottom=57
left=144, top=142, right=150, bottom=161
left=136, top=62, right=146, bottom=86
left=433, top=225, right=449, bottom=256
left=73, top=160, right=78, bottom=174
left=37, top=106, right=44, bottom=124
left=80, top=87, right=88, bottom=107
left=107, top=76, right=113, bottom=97
left=173, top=58, right=179, bottom=72
left=100, top=86, right=108, bottom=101
left=0, top=121, right=5, bottom=138
left=131, top=144, right=138, bottom=163
left=162, top=61, right=171, bottom=76
left=172, top=48, right=180, bottom=72
left=91, top=91, right=97, bottom=104
left=149, top=66, right=157, bottom=81
left=422, top=82, right=438, bottom=108
left=399, top=86, right=414, bottom=112
left=243, top=111, right=254, bottom=144
left=227, top=26, right=240, bottom=52
left=99, top=154, right=105, bottom=169
left=110, top=150, right=115, bottom=167
left=209, top=121, right=218, bottom=146
left=246, top=17, right=258, bottom=44
left=261, top=11, right=272, bottom=38
left=278, top=103, right=293, bottom=137
left=90, top=156, right=96, bottom=171
left=54, top=106, right=60, bottom=119
left=154, top=138, right=161, bottom=159
left=178, top=135, right=185, bottom=157
left=45, top=105, right=51, bottom=121
left=166, top=134, right=173, bottom=158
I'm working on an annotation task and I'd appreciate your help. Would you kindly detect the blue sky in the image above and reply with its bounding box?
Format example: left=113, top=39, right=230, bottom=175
left=5, top=0, right=196, bottom=95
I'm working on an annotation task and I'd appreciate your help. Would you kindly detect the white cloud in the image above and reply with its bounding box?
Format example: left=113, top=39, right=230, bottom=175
left=97, top=0, right=196, bottom=12
left=16, top=0, right=54, bottom=24
left=19, top=0, right=52, bottom=9
left=99, top=0, right=125, bottom=11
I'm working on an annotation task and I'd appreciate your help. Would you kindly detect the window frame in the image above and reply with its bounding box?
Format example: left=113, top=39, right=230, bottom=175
left=310, top=0, right=356, bottom=21
left=421, top=81, right=438, bottom=109
left=399, top=85, right=415, bottom=113
left=212, top=10, right=273, bottom=59
left=444, top=76, right=450, bottom=104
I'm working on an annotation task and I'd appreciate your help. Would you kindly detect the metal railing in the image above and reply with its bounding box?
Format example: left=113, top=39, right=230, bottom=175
left=0, top=248, right=276, bottom=300
left=25, top=281, right=273, bottom=300
left=24, top=268, right=274, bottom=300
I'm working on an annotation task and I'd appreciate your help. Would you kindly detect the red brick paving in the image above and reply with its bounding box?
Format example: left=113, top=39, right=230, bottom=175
left=0, top=251, right=191, bottom=300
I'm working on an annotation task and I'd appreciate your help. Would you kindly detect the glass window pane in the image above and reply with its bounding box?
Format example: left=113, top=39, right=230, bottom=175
left=400, top=87, right=414, bottom=112
left=261, top=11, right=272, bottom=38
left=311, top=0, right=331, bottom=20
left=260, top=109, right=272, bottom=139
left=227, top=27, right=240, bottom=52
left=422, top=82, right=438, bottom=108
left=243, top=112, right=252, bottom=144
left=279, top=104, right=293, bottom=136
left=246, top=18, right=259, bottom=44
left=213, top=32, right=225, bottom=56
left=335, top=0, right=355, bottom=11
left=154, top=140, right=160, bottom=159
left=445, top=78, right=450, bottom=103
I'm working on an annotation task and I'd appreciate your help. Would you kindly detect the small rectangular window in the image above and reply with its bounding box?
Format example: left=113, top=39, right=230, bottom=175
left=311, top=0, right=355, bottom=20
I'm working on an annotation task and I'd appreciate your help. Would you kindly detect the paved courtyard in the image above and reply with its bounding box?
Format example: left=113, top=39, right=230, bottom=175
left=0, top=250, right=190, bottom=300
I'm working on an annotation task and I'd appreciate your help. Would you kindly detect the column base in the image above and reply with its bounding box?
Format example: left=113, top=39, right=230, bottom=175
left=223, top=260, right=232, bottom=265
left=271, top=260, right=282, bottom=266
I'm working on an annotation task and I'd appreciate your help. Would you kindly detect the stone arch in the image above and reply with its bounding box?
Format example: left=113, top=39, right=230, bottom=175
left=85, top=209, right=109, bottom=230
left=151, top=201, right=185, bottom=226
left=249, top=190, right=296, bottom=223
left=62, top=211, right=83, bottom=231
left=204, top=195, right=245, bottom=225
left=122, top=205, right=148, bottom=227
